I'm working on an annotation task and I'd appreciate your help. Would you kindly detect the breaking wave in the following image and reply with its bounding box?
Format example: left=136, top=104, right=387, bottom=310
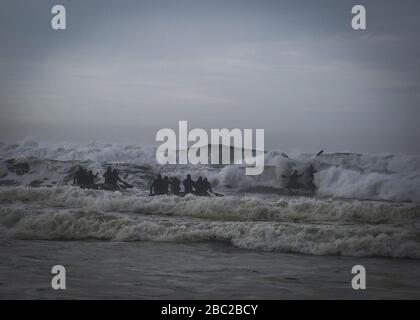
left=0, top=186, right=419, bottom=224
left=1, top=206, right=419, bottom=259
left=0, top=187, right=419, bottom=259
left=1, top=141, right=419, bottom=259
left=1, top=141, right=420, bottom=202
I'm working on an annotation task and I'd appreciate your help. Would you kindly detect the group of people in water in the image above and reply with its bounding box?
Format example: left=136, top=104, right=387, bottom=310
left=150, top=174, right=218, bottom=197
left=73, top=166, right=132, bottom=190
left=72, top=167, right=218, bottom=196
left=72, top=156, right=318, bottom=195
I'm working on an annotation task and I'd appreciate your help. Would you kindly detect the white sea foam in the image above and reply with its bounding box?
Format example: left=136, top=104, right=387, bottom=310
left=1, top=142, right=420, bottom=259
left=3, top=141, right=419, bottom=202
left=0, top=186, right=419, bottom=258
left=1, top=204, right=418, bottom=259
left=1, top=186, right=419, bottom=224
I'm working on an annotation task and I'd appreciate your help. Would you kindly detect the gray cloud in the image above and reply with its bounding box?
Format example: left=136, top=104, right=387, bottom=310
left=0, top=0, right=419, bottom=154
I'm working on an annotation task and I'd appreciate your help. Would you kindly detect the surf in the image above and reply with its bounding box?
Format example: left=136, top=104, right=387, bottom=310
left=1, top=140, right=420, bottom=202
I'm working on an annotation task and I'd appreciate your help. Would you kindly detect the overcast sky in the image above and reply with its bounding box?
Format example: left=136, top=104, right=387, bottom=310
left=0, top=0, right=419, bottom=153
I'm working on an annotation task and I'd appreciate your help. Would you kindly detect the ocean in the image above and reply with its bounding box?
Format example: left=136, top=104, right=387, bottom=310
left=1, top=141, right=420, bottom=299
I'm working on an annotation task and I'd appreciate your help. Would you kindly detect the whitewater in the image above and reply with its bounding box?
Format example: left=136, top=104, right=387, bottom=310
left=1, top=141, right=419, bottom=260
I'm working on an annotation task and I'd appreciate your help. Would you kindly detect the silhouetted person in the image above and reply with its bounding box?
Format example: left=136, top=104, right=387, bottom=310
left=79, top=168, right=89, bottom=187
left=150, top=174, right=163, bottom=195
left=170, top=177, right=181, bottom=195
left=86, top=170, right=94, bottom=186
left=203, top=178, right=213, bottom=194
left=85, top=170, right=99, bottom=188
left=103, top=166, right=113, bottom=185
left=304, top=164, right=317, bottom=191
left=73, top=167, right=84, bottom=186
left=287, top=170, right=304, bottom=189
left=195, top=176, right=204, bottom=195
left=111, top=169, right=129, bottom=188
left=183, top=174, right=195, bottom=194
left=162, top=176, right=170, bottom=195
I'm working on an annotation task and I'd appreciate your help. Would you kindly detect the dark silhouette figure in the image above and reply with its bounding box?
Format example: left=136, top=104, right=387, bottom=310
left=110, top=169, right=119, bottom=187
left=86, top=170, right=99, bottom=188
left=162, top=176, right=170, bottom=195
left=286, top=170, right=305, bottom=189
left=150, top=174, right=164, bottom=195
left=111, top=169, right=131, bottom=189
left=183, top=174, right=196, bottom=194
left=79, top=168, right=89, bottom=187
left=103, top=166, right=113, bottom=185
left=195, top=177, right=213, bottom=196
left=170, top=177, right=181, bottom=195
left=203, top=178, right=213, bottom=194
left=73, top=167, right=100, bottom=189
left=73, top=167, right=84, bottom=186
left=195, top=176, right=204, bottom=195
left=304, top=164, right=317, bottom=191
left=101, top=167, right=131, bottom=190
